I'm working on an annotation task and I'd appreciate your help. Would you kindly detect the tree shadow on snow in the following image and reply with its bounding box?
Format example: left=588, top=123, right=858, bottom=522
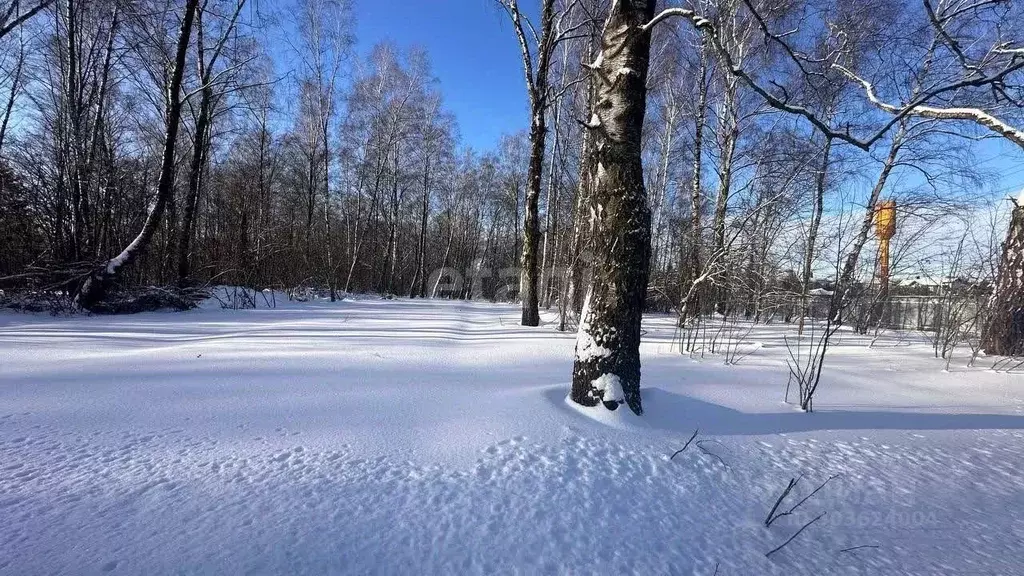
left=551, top=386, right=1024, bottom=436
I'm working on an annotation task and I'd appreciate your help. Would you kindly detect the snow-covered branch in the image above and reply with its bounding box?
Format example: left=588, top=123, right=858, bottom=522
left=640, top=8, right=700, bottom=34
left=834, top=64, right=1024, bottom=150
left=496, top=0, right=537, bottom=100
left=643, top=0, right=1024, bottom=153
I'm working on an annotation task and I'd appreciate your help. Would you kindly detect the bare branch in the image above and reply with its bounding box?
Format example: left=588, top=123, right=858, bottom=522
left=670, top=428, right=700, bottom=459
left=0, top=0, right=53, bottom=41
left=765, top=512, right=827, bottom=558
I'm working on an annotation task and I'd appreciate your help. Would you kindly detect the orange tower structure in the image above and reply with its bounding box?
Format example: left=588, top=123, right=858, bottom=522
left=875, top=200, right=897, bottom=292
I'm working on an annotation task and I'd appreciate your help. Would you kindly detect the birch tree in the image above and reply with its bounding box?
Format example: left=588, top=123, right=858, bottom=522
left=570, top=0, right=659, bottom=415
left=294, top=0, right=352, bottom=300
left=76, top=0, right=199, bottom=309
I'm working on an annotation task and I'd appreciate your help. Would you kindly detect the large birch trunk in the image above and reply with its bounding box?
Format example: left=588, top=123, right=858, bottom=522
left=570, top=0, right=656, bottom=416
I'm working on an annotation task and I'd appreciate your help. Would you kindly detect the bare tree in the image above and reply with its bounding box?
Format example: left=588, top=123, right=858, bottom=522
left=0, top=18, right=26, bottom=157
left=0, top=0, right=53, bottom=41
left=498, top=0, right=583, bottom=326
left=76, top=0, right=200, bottom=309
left=176, top=0, right=248, bottom=287
left=681, top=35, right=711, bottom=320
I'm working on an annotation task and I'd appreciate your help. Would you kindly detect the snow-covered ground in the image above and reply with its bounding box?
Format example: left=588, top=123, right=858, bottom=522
left=2, top=298, right=1023, bottom=575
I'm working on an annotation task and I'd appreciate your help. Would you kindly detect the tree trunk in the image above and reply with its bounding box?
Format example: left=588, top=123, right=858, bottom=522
left=0, top=29, right=24, bottom=157
left=983, top=201, right=1024, bottom=355
left=505, top=0, right=556, bottom=327
left=520, top=112, right=546, bottom=325
left=681, top=37, right=709, bottom=320
left=562, top=112, right=593, bottom=331
left=432, top=215, right=456, bottom=298
left=798, top=136, right=831, bottom=335
left=541, top=42, right=572, bottom=310
left=410, top=152, right=430, bottom=298
left=76, top=0, right=199, bottom=310
left=177, top=89, right=212, bottom=286
left=830, top=122, right=906, bottom=320
left=381, top=142, right=400, bottom=294
left=711, top=72, right=739, bottom=314
left=345, top=156, right=384, bottom=293
left=539, top=101, right=562, bottom=308
left=561, top=42, right=597, bottom=332
left=650, top=96, right=675, bottom=272
left=570, top=0, right=656, bottom=416
left=324, top=113, right=335, bottom=301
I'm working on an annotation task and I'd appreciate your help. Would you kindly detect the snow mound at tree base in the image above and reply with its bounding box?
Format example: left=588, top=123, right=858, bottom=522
left=563, top=393, right=648, bottom=431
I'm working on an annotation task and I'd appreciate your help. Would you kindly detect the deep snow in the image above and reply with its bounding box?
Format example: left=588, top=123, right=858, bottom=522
left=1, top=298, right=1023, bottom=574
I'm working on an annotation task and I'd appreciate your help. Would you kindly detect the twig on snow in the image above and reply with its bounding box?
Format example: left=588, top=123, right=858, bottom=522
left=838, top=544, right=880, bottom=554
left=765, top=475, right=802, bottom=527
left=696, top=440, right=729, bottom=468
left=765, top=473, right=838, bottom=527
left=765, top=512, right=826, bottom=558
left=670, top=428, right=700, bottom=460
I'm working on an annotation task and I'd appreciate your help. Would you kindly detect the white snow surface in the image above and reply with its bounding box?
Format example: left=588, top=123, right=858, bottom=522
left=2, top=298, right=1024, bottom=575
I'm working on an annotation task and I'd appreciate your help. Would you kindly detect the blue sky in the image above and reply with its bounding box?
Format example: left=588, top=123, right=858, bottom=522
left=352, top=0, right=530, bottom=151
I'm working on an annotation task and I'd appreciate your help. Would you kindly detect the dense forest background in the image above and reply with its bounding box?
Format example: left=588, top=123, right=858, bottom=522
left=0, top=0, right=1021, bottom=352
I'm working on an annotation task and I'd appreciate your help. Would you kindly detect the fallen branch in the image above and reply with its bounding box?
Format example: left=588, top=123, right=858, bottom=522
left=838, top=544, right=880, bottom=554
left=696, top=440, right=728, bottom=468
left=765, top=512, right=826, bottom=558
left=767, top=474, right=840, bottom=527
left=670, top=428, right=700, bottom=460
left=765, top=475, right=802, bottom=527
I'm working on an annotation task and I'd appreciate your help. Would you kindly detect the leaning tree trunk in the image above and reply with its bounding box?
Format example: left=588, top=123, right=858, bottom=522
left=829, top=121, right=906, bottom=322
left=76, top=0, right=198, bottom=310
left=983, top=200, right=1024, bottom=355
left=570, top=0, right=656, bottom=416
left=177, top=88, right=212, bottom=286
